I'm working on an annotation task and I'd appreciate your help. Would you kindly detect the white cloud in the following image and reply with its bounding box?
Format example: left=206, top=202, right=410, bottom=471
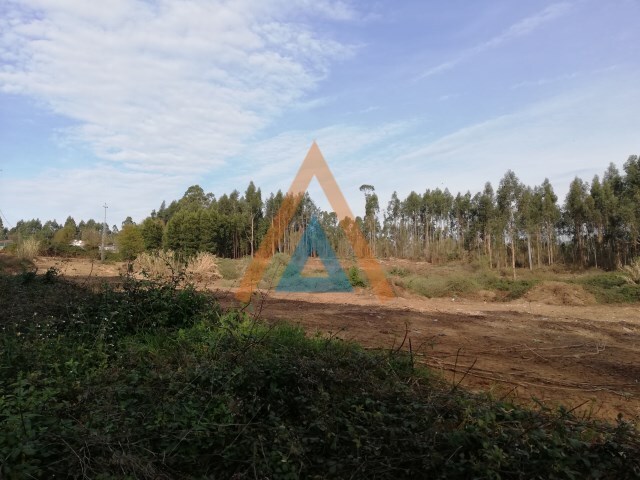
left=377, top=76, right=640, bottom=205
left=0, top=0, right=356, bottom=175
left=418, top=2, right=572, bottom=79
left=220, top=74, right=640, bottom=217
left=2, top=164, right=190, bottom=225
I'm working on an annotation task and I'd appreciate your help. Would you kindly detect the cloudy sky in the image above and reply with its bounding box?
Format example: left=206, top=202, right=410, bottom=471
left=1, top=0, right=638, bottom=226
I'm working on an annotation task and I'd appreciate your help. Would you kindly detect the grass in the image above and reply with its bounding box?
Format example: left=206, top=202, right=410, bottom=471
left=392, top=270, right=538, bottom=301
left=133, top=250, right=222, bottom=284
left=576, top=272, right=640, bottom=303
left=216, top=256, right=243, bottom=280
left=14, top=237, right=40, bottom=261
left=386, top=263, right=640, bottom=303
left=1, top=270, right=639, bottom=478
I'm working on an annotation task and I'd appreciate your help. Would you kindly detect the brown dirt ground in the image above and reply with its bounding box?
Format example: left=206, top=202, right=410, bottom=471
left=27, top=256, right=640, bottom=422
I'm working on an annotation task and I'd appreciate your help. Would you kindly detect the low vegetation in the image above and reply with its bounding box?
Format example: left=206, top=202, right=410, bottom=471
left=577, top=272, right=640, bottom=304
left=386, top=262, right=640, bottom=304
left=133, top=250, right=221, bottom=283
left=1, top=268, right=639, bottom=478
left=14, top=237, right=40, bottom=261
left=389, top=264, right=540, bottom=301
left=621, top=257, right=640, bottom=285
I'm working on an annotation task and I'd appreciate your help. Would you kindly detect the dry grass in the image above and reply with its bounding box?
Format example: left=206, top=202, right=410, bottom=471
left=185, top=252, right=221, bottom=282
left=15, top=237, right=41, bottom=261
left=621, top=257, right=640, bottom=285
left=134, top=250, right=221, bottom=283
left=133, top=250, right=183, bottom=279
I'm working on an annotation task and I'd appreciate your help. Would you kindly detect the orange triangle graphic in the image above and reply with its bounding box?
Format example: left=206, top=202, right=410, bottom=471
left=236, top=142, right=394, bottom=302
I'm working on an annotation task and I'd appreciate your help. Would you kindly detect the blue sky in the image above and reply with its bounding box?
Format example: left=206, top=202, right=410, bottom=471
left=0, top=0, right=638, bottom=226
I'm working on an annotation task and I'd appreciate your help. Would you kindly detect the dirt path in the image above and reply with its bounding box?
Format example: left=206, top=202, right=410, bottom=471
left=31, top=256, right=640, bottom=422
left=216, top=288, right=640, bottom=422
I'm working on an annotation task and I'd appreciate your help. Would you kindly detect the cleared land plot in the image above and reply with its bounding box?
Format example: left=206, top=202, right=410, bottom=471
left=27, top=255, right=640, bottom=422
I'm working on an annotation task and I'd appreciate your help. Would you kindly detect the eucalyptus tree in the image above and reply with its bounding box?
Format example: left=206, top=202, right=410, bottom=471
left=497, top=170, right=523, bottom=279
left=359, top=184, right=380, bottom=255
left=564, top=177, right=590, bottom=267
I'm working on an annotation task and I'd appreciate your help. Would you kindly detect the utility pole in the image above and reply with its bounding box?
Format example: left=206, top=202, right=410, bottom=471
left=101, top=203, right=108, bottom=262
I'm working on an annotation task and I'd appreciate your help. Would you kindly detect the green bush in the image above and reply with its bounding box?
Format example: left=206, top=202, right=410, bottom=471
left=388, top=266, right=410, bottom=277
left=217, top=257, right=241, bottom=279
left=481, top=276, right=538, bottom=300
left=578, top=272, right=640, bottom=303
left=1, top=272, right=639, bottom=479
left=43, top=242, right=89, bottom=258
left=397, top=274, right=478, bottom=298
left=348, top=265, right=368, bottom=287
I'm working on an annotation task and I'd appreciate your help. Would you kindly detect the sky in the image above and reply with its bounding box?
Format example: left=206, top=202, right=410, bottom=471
left=0, top=0, right=639, bottom=227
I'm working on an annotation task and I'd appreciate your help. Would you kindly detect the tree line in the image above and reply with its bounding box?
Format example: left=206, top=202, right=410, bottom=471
left=4, top=155, right=639, bottom=274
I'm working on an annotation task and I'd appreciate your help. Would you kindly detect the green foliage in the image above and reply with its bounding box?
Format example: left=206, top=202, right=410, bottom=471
left=164, top=209, right=202, bottom=256
left=216, top=257, right=242, bottom=279
left=43, top=242, right=88, bottom=258
left=117, top=224, right=145, bottom=261
left=578, top=272, right=640, bottom=303
left=481, top=276, right=538, bottom=300
left=51, top=225, right=75, bottom=245
left=140, top=217, right=164, bottom=251
left=348, top=265, right=368, bottom=287
left=396, top=269, right=538, bottom=301
left=404, top=275, right=479, bottom=298
left=388, top=266, right=410, bottom=277
left=1, top=273, right=639, bottom=478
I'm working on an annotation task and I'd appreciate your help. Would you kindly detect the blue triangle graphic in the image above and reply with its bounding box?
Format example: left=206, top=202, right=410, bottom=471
left=276, top=216, right=352, bottom=292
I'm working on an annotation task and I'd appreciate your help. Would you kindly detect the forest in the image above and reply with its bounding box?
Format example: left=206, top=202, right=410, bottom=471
left=4, top=154, right=640, bottom=274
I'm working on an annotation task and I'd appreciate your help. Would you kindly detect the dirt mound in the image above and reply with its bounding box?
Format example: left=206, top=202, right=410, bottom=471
left=524, top=281, right=596, bottom=306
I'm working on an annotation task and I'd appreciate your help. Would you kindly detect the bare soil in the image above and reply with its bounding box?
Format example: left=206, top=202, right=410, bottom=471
left=29, top=256, right=640, bottom=422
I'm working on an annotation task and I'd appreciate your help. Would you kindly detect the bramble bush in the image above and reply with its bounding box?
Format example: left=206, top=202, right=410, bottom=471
left=1, top=271, right=639, bottom=479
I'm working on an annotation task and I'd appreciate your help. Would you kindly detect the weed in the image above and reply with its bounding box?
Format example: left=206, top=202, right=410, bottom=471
left=621, top=257, right=640, bottom=285
left=388, top=266, right=410, bottom=277
left=0, top=271, right=639, bottom=478
left=578, top=272, right=640, bottom=303
left=348, top=265, right=368, bottom=287
left=15, top=237, right=40, bottom=261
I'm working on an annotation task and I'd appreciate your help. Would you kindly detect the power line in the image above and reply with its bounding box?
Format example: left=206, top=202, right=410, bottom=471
left=0, top=208, right=12, bottom=229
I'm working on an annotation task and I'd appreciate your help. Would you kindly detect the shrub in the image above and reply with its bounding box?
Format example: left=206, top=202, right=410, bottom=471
left=185, top=251, right=222, bottom=282
left=134, top=249, right=183, bottom=279
left=217, top=257, right=241, bottom=280
left=579, top=272, right=640, bottom=303
left=388, top=266, right=410, bottom=277
left=621, top=257, right=640, bottom=285
left=43, top=242, right=89, bottom=258
left=1, top=272, right=639, bottom=478
left=482, top=276, right=538, bottom=300
left=15, top=237, right=40, bottom=260
left=348, top=265, right=368, bottom=287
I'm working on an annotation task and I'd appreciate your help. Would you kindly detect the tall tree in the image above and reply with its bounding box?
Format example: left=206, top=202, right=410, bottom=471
left=564, top=177, right=590, bottom=267
left=117, top=224, right=145, bottom=261
left=141, top=218, right=164, bottom=251
left=497, top=170, right=523, bottom=279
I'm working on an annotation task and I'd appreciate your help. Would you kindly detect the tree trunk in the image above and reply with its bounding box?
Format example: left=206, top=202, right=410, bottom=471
left=250, top=214, right=254, bottom=258
left=511, top=232, right=516, bottom=280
